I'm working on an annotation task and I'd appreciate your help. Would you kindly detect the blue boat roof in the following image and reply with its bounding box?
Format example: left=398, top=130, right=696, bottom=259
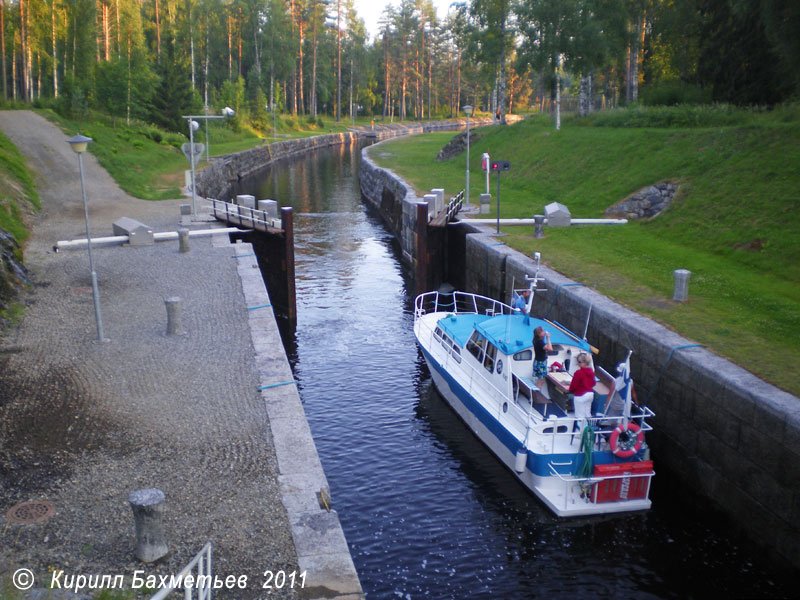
left=437, top=313, right=591, bottom=356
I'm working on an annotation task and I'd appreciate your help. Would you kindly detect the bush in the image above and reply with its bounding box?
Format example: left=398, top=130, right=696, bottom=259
left=641, top=82, right=711, bottom=107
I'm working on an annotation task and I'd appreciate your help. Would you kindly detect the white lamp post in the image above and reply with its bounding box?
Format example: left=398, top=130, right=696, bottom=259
left=67, top=134, right=106, bottom=342
left=463, top=105, right=473, bottom=208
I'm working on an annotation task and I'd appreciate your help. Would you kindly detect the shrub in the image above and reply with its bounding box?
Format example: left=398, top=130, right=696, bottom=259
left=577, top=104, right=755, bottom=128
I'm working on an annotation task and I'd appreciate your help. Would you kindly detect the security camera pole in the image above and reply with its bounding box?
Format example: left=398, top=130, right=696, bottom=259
left=183, top=107, right=235, bottom=217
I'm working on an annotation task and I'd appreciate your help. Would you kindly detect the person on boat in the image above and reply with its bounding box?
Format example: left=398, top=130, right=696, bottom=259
left=532, top=326, right=553, bottom=391
left=569, top=353, right=595, bottom=432
left=513, top=289, right=531, bottom=313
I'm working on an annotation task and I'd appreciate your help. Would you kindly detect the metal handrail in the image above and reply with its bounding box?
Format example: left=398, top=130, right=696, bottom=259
left=210, top=199, right=282, bottom=230
left=150, top=542, right=213, bottom=600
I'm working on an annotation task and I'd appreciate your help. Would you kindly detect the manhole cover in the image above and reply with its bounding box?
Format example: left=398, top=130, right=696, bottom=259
left=6, top=500, right=56, bottom=524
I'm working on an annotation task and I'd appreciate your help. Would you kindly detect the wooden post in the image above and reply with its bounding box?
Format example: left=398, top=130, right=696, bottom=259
left=416, top=202, right=429, bottom=295
left=281, top=207, right=297, bottom=324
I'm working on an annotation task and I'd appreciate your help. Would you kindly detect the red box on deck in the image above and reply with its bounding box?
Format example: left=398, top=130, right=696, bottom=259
left=592, top=461, right=654, bottom=503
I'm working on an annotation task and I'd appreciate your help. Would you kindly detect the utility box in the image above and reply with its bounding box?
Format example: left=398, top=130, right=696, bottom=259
left=544, top=202, right=571, bottom=227
left=113, top=217, right=154, bottom=246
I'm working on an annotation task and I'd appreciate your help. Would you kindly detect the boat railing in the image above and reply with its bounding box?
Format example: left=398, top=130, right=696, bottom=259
left=415, top=291, right=514, bottom=320
left=547, top=463, right=655, bottom=511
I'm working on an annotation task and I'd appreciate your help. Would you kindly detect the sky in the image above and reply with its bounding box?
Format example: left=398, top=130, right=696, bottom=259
left=353, top=0, right=457, bottom=40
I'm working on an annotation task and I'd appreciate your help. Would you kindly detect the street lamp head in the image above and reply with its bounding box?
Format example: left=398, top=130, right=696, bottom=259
left=463, top=105, right=473, bottom=117
left=189, top=120, right=200, bottom=132
left=222, top=106, right=235, bottom=117
left=67, top=134, right=92, bottom=154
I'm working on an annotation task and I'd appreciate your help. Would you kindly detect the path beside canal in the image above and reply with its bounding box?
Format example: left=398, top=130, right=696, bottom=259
left=0, top=111, right=358, bottom=599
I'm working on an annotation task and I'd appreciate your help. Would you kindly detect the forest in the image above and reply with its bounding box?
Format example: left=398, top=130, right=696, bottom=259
left=0, top=0, right=797, bottom=134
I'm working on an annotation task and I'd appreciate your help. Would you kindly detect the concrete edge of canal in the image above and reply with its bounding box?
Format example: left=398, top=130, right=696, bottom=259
left=232, top=239, right=364, bottom=600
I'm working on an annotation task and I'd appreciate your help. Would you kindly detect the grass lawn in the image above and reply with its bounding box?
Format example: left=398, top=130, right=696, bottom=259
left=369, top=110, right=800, bottom=392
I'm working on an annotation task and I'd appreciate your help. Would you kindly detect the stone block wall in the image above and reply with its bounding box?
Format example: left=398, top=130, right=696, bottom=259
left=359, top=147, right=421, bottom=267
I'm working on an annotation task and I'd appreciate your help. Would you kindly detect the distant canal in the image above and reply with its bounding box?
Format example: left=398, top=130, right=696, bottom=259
left=231, top=139, right=796, bottom=599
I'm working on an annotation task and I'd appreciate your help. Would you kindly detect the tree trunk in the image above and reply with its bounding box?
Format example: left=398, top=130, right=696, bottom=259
left=311, top=7, right=317, bottom=118
left=19, top=0, right=28, bottom=99
left=498, top=0, right=507, bottom=124
left=298, top=20, right=304, bottom=114
left=336, top=0, right=341, bottom=121
left=51, top=1, right=58, bottom=97
left=154, top=0, right=161, bottom=57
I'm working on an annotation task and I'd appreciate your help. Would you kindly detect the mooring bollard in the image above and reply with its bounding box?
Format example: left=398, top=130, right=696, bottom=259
left=165, top=297, right=183, bottom=335
left=533, top=214, right=545, bottom=239
left=178, top=228, right=190, bottom=253
left=129, top=488, right=169, bottom=563
left=673, top=269, right=691, bottom=302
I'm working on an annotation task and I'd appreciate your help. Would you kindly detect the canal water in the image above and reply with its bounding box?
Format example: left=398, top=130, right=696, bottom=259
left=231, top=141, right=796, bottom=599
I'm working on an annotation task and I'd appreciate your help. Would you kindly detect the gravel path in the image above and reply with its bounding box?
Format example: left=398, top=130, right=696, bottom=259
left=0, top=111, right=299, bottom=599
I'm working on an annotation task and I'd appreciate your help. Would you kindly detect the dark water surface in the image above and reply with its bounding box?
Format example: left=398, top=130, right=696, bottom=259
left=233, top=141, right=797, bottom=599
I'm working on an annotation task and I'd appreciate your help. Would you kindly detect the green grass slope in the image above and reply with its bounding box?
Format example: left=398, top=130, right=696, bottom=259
left=371, top=108, right=800, bottom=392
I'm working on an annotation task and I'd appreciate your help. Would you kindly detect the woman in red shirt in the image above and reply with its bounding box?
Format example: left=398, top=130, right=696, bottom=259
left=569, top=353, right=595, bottom=433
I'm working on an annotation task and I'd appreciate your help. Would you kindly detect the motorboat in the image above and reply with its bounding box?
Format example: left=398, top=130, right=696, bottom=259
left=413, top=254, right=655, bottom=516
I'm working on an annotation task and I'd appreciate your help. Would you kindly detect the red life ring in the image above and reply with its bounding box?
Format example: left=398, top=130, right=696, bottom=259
left=609, top=422, right=644, bottom=458
left=549, top=362, right=563, bottom=372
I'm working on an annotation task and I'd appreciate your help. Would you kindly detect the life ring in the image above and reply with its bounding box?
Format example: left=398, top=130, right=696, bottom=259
left=549, top=362, right=563, bottom=372
left=609, top=422, right=644, bottom=458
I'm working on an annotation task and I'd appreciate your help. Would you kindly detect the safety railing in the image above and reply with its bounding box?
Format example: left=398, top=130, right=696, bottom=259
left=210, top=199, right=283, bottom=231
left=150, top=542, right=213, bottom=600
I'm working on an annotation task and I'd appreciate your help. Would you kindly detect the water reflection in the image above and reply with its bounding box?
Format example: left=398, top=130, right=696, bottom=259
left=235, top=141, right=798, bottom=599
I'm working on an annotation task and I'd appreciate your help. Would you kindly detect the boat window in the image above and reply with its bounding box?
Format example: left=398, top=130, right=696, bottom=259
left=451, top=346, right=462, bottom=363
left=483, top=343, right=497, bottom=373
left=434, top=327, right=443, bottom=341
left=513, top=350, right=532, bottom=361
left=441, top=335, right=453, bottom=351
left=466, top=331, right=484, bottom=362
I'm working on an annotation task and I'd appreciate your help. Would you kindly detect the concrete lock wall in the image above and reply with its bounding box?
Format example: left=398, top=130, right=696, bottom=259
left=361, top=155, right=800, bottom=571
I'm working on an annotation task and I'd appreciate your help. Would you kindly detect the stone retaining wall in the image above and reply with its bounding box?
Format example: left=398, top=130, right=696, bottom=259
left=196, top=132, right=359, bottom=200
left=360, top=153, right=800, bottom=571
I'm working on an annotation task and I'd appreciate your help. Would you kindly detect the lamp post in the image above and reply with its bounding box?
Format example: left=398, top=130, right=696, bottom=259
left=183, top=107, right=235, bottom=217
left=463, top=105, right=473, bottom=208
left=67, top=134, right=106, bottom=342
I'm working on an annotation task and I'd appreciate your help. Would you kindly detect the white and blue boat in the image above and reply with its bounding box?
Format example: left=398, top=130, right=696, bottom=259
left=413, top=255, right=655, bottom=516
